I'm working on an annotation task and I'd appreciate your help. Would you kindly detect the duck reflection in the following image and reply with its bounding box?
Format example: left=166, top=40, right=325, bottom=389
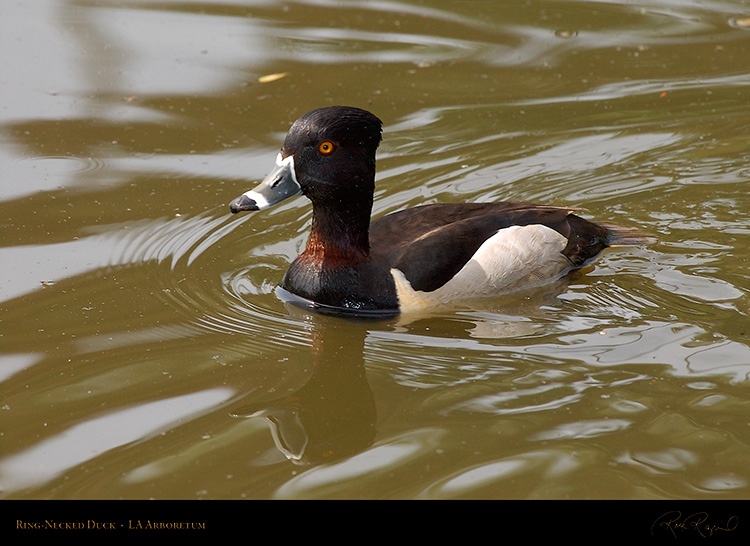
left=231, top=300, right=378, bottom=466
left=229, top=276, right=581, bottom=465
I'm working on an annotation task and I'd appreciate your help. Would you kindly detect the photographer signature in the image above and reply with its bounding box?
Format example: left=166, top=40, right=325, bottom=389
left=651, top=511, right=738, bottom=539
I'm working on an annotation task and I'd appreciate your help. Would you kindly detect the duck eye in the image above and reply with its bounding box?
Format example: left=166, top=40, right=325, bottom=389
left=318, top=141, right=335, bottom=155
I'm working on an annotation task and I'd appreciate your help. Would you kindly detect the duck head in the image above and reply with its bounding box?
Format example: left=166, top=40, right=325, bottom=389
left=229, top=106, right=383, bottom=214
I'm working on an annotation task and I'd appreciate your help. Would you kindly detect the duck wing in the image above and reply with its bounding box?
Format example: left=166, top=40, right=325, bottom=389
left=369, top=203, right=612, bottom=293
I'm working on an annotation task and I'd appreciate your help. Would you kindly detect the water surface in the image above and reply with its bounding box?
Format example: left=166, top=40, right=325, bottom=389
left=1, top=0, right=750, bottom=500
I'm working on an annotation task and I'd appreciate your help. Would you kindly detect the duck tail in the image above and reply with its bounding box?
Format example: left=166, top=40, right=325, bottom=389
left=602, top=223, right=657, bottom=247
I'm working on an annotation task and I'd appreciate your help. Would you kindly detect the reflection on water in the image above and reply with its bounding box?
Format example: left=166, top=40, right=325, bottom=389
left=1, top=0, right=750, bottom=499
left=232, top=312, right=376, bottom=465
left=0, top=388, right=234, bottom=492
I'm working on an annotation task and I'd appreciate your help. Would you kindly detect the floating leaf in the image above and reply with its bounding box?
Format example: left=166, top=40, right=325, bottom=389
left=258, top=72, right=288, bottom=83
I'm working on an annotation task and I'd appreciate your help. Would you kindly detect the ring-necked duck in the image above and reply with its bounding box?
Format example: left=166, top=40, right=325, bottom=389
left=229, top=106, right=652, bottom=316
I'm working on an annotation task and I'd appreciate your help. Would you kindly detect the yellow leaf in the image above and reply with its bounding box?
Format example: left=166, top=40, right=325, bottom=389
left=258, top=72, right=288, bottom=83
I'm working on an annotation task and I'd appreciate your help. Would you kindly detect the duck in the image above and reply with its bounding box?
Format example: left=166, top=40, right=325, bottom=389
left=229, top=105, right=651, bottom=316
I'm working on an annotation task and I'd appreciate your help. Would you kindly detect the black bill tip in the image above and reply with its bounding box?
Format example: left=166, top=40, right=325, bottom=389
left=229, top=194, right=258, bottom=214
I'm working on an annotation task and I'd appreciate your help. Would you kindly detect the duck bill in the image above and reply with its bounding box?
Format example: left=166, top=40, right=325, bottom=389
left=229, top=153, right=301, bottom=213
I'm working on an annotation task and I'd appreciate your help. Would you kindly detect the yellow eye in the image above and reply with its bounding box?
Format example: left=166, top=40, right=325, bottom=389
left=318, top=141, right=335, bottom=155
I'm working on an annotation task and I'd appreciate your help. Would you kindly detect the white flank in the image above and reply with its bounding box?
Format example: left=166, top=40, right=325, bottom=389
left=392, top=224, right=572, bottom=311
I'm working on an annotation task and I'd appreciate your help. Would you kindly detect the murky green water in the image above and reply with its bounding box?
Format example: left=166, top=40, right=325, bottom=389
left=1, top=0, right=749, bottom=500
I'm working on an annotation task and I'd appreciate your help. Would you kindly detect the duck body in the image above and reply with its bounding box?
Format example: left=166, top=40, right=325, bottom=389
left=229, top=106, right=649, bottom=316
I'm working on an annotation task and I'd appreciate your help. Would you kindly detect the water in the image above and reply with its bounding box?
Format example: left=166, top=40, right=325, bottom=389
left=1, top=0, right=749, bottom=500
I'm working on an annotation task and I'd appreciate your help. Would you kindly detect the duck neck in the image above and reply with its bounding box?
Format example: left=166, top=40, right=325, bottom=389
left=304, top=193, right=372, bottom=265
